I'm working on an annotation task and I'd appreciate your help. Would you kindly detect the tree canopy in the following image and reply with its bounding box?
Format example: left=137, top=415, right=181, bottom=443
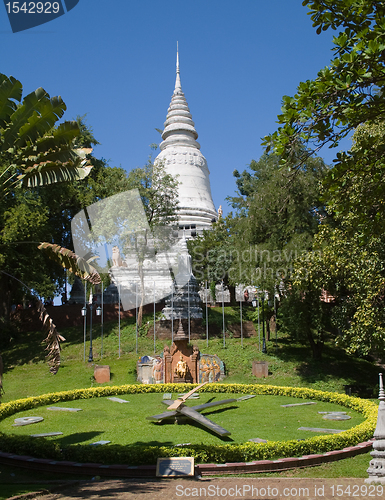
left=0, top=76, right=94, bottom=321
left=265, top=1, right=385, bottom=162
left=227, top=148, right=327, bottom=295
left=256, top=1, right=385, bottom=358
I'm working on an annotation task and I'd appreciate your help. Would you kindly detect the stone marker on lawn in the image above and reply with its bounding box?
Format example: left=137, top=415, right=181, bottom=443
left=318, top=411, right=347, bottom=415
left=94, top=365, right=111, bottom=383
left=47, top=407, right=82, bottom=412
left=298, top=426, right=344, bottom=434
left=237, top=395, right=256, bottom=401
left=323, top=413, right=351, bottom=421
left=252, top=361, right=268, bottom=378
left=281, top=402, right=316, bottom=407
left=13, top=417, right=43, bottom=426
left=107, top=397, right=129, bottom=403
left=30, top=432, right=63, bottom=437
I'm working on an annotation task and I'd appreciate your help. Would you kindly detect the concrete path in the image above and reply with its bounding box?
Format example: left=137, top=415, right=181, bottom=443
left=29, top=477, right=382, bottom=500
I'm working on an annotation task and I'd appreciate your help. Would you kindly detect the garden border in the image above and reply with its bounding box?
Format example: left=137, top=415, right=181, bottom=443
left=0, top=383, right=378, bottom=471
left=0, top=439, right=373, bottom=477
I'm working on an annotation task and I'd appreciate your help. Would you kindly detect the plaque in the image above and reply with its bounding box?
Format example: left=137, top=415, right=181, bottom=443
left=156, top=457, right=194, bottom=477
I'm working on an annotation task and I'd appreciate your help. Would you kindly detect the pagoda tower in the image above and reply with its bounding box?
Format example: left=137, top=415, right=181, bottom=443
left=155, top=48, right=217, bottom=237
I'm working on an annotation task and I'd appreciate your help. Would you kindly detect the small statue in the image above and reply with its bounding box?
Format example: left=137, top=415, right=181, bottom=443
left=174, top=355, right=187, bottom=378
left=112, top=246, right=127, bottom=267
left=218, top=205, right=223, bottom=219
left=152, top=357, right=163, bottom=383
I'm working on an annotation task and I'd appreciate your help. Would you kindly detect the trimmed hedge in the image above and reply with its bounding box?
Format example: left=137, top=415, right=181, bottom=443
left=0, top=383, right=378, bottom=466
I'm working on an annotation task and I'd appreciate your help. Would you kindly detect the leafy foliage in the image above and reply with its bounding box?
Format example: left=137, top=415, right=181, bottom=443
left=123, top=157, right=179, bottom=325
left=0, top=76, right=94, bottom=321
left=0, top=354, right=3, bottom=396
left=188, top=218, right=234, bottom=297
left=264, top=1, right=385, bottom=178
left=38, top=243, right=101, bottom=285
left=278, top=283, right=332, bottom=359
left=324, top=120, right=385, bottom=237
left=292, top=222, right=385, bottom=356
left=126, top=158, right=179, bottom=228
left=227, top=149, right=327, bottom=294
left=261, top=1, right=385, bottom=357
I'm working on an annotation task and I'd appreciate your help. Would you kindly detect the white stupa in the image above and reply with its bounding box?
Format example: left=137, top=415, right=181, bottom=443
left=155, top=47, right=217, bottom=237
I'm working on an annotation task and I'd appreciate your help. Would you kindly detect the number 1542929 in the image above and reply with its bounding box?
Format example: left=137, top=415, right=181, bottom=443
left=5, top=2, right=61, bottom=14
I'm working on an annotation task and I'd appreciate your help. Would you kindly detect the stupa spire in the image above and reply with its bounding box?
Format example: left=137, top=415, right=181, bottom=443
left=155, top=48, right=217, bottom=235
left=175, top=41, right=181, bottom=92
left=160, top=44, right=199, bottom=151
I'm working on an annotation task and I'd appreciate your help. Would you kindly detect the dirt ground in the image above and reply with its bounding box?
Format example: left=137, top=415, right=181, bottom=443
left=25, top=477, right=384, bottom=500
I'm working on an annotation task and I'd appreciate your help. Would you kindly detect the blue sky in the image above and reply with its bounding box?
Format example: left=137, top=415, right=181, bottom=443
left=1, top=0, right=346, bottom=216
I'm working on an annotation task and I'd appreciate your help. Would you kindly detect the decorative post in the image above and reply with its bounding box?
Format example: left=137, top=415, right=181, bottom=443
left=118, top=283, right=121, bottom=358
left=188, top=281, right=190, bottom=342
left=135, top=282, right=138, bottom=354
left=171, top=283, right=174, bottom=345
left=83, top=281, right=87, bottom=362
left=101, top=282, right=104, bottom=358
left=153, top=280, right=156, bottom=354
left=222, top=280, right=225, bottom=348
left=262, top=292, right=267, bottom=354
left=366, top=373, right=385, bottom=484
left=205, top=280, right=208, bottom=348
left=88, top=290, right=94, bottom=363
left=240, top=293, right=243, bottom=348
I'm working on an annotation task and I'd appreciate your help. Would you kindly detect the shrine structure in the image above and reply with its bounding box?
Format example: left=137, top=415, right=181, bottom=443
left=163, top=320, right=199, bottom=383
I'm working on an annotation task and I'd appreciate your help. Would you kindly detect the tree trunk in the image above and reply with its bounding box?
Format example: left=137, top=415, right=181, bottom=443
left=137, top=262, right=145, bottom=327
left=0, top=353, right=3, bottom=397
left=0, top=272, right=13, bottom=323
left=228, top=283, right=236, bottom=305
left=306, top=328, right=324, bottom=360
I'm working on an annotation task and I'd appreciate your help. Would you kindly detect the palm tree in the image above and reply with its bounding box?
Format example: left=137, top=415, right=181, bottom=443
left=0, top=73, right=92, bottom=197
left=0, top=73, right=100, bottom=385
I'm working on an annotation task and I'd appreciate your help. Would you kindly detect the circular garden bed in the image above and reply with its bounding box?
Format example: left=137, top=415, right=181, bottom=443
left=0, top=383, right=378, bottom=466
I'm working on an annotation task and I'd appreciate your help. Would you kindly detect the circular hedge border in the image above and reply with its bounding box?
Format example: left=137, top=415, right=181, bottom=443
left=0, top=383, right=378, bottom=466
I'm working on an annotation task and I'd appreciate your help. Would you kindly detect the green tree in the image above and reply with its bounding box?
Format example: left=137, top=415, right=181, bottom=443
left=286, top=118, right=385, bottom=357
left=324, top=119, right=385, bottom=237
left=0, top=76, right=104, bottom=382
left=291, top=221, right=385, bottom=357
left=187, top=217, right=236, bottom=303
left=122, top=157, right=179, bottom=325
left=0, top=75, right=92, bottom=321
left=277, top=274, right=333, bottom=359
left=227, top=148, right=327, bottom=296
left=264, top=1, right=385, bottom=208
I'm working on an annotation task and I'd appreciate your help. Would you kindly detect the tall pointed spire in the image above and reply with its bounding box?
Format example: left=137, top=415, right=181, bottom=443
left=155, top=47, right=217, bottom=235
left=175, top=41, right=181, bottom=92
left=160, top=44, right=199, bottom=151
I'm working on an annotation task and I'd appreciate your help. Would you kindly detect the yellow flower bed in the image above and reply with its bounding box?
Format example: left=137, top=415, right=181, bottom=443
left=0, top=384, right=378, bottom=465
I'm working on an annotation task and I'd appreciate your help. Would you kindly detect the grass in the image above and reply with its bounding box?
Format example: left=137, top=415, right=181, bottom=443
left=0, top=394, right=364, bottom=447
left=0, top=306, right=382, bottom=498
left=1, top=308, right=380, bottom=400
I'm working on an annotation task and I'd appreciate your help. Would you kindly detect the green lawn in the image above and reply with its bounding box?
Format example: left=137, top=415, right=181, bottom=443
left=0, top=393, right=364, bottom=447
left=1, top=308, right=380, bottom=401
